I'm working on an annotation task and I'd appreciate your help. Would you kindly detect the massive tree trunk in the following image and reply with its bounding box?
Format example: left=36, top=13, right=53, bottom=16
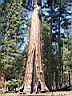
left=23, top=4, right=48, bottom=94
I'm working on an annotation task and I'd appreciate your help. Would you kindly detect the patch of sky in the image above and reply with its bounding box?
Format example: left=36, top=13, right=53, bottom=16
left=67, top=2, right=72, bottom=6
left=20, top=37, right=29, bottom=52
left=67, top=10, right=72, bottom=14
left=23, top=24, right=27, bottom=29
left=44, top=12, right=49, bottom=17
left=0, top=45, right=2, bottom=51
left=65, top=15, right=72, bottom=19
left=20, top=9, right=32, bottom=51
left=28, top=11, right=32, bottom=19
left=20, top=24, right=29, bottom=51
left=0, top=0, right=4, bottom=5
left=60, top=28, right=64, bottom=33
left=41, top=0, right=47, bottom=6
left=23, top=10, right=32, bottom=20
left=54, top=7, right=59, bottom=12
left=67, top=1, right=72, bottom=37
left=42, top=7, right=50, bottom=12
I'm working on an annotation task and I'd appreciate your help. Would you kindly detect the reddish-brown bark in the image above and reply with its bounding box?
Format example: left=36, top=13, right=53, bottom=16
left=0, top=70, right=5, bottom=89
left=23, top=5, right=48, bottom=94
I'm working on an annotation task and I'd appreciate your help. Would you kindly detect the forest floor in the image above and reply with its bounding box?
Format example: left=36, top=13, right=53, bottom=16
left=0, top=91, right=72, bottom=96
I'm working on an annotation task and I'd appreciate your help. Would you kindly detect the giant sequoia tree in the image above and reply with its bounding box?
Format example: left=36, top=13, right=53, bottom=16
left=0, top=0, right=71, bottom=92
left=23, top=2, right=48, bottom=93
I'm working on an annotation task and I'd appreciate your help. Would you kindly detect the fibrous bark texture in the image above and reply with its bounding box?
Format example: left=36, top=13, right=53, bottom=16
left=23, top=5, right=48, bottom=94
left=0, top=70, right=5, bottom=90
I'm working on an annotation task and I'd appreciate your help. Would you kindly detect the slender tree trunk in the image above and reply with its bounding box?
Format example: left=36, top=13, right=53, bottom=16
left=58, top=5, right=62, bottom=87
left=47, top=4, right=53, bottom=89
left=47, top=36, right=52, bottom=90
left=23, top=4, right=48, bottom=94
left=0, top=69, right=5, bottom=92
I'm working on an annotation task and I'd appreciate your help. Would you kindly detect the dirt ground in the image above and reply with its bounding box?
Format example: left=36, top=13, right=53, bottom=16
left=0, top=91, right=72, bottom=96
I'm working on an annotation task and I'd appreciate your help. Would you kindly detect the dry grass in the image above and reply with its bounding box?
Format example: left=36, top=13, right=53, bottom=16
left=0, top=91, right=72, bottom=96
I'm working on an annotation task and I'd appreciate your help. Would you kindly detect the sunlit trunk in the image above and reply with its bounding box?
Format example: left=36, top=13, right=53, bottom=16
left=0, top=69, right=5, bottom=92
left=23, top=5, right=48, bottom=94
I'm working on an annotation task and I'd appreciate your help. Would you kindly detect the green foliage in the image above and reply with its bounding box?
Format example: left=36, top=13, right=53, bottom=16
left=54, top=0, right=68, bottom=6
left=63, top=38, right=72, bottom=73
left=6, top=79, right=22, bottom=90
left=0, top=1, right=28, bottom=86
